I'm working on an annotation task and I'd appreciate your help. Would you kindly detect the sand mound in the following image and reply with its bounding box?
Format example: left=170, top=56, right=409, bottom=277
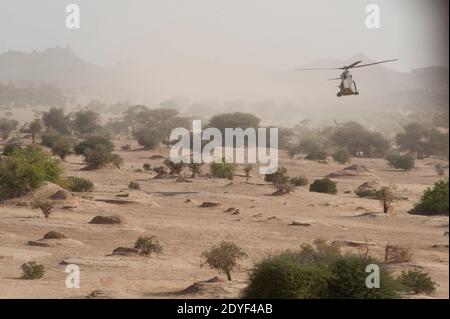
left=86, top=289, right=119, bottom=299
left=0, top=247, right=51, bottom=261
left=332, top=240, right=377, bottom=247
left=43, top=231, right=66, bottom=239
left=27, top=238, right=84, bottom=247
left=32, top=182, right=63, bottom=199
left=50, top=189, right=72, bottom=200
left=110, top=247, right=139, bottom=256
left=89, top=215, right=125, bottom=225
left=290, top=220, right=312, bottom=227
left=199, top=201, right=222, bottom=208
left=178, top=277, right=228, bottom=295
left=327, top=164, right=373, bottom=178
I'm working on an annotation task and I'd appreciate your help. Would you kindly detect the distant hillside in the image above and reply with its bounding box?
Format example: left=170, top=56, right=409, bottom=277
left=0, top=48, right=448, bottom=124
left=0, top=47, right=105, bottom=94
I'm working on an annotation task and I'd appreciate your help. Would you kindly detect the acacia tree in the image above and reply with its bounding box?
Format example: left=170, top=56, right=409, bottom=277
left=42, top=107, right=71, bottom=134
left=202, top=241, right=247, bottom=281
left=29, top=119, right=43, bottom=143
left=396, top=122, right=449, bottom=159
left=73, top=110, right=100, bottom=136
left=0, top=118, right=19, bottom=140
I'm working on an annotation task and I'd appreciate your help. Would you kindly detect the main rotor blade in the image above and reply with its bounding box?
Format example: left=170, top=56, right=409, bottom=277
left=293, top=67, right=342, bottom=71
left=345, top=60, right=363, bottom=69
left=352, top=59, right=398, bottom=69
left=328, top=78, right=341, bottom=81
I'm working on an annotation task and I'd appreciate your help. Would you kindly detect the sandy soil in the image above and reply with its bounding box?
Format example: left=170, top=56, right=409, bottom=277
left=0, top=142, right=448, bottom=299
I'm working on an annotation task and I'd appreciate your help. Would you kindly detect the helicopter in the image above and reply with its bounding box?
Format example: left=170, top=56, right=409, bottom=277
left=294, top=59, right=398, bottom=97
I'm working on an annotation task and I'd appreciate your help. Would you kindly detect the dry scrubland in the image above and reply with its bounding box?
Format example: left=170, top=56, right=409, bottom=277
left=0, top=140, right=448, bottom=298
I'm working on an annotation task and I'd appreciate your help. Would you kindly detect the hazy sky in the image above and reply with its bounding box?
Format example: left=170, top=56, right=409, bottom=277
left=0, top=0, right=448, bottom=72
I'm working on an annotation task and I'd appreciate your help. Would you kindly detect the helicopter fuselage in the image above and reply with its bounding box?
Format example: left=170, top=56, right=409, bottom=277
left=337, top=69, right=359, bottom=97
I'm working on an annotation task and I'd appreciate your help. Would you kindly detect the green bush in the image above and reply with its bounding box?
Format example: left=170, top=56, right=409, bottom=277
left=40, top=128, right=62, bottom=148
left=21, top=261, right=45, bottom=279
left=271, top=167, right=294, bottom=195
left=309, top=178, right=337, bottom=194
left=397, top=270, right=437, bottom=295
left=134, top=128, right=162, bottom=150
left=61, top=176, right=94, bottom=192
left=2, top=143, right=22, bottom=156
left=243, top=239, right=400, bottom=299
left=290, top=175, right=309, bottom=187
left=74, top=136, right=114, bottom=156
left=305, top=149, right=327, bottom=161
left=128, top=181, right=141, bottom=190
left=134, top=236, right=163, bottom=256
left=210, top=160, right=235, bottom=180
left=386, top=152, right=415, bottom=171
left=202, top=241, right=247, bottom=281
left=411, top=180, right=449, bottom=215
left=333, top=149, right=351, bottom=164
left=265, top=167, right=287, bottom=182
left=0, top=146, right=61, bottom=198
left=51, top=136, right=76, bottom=160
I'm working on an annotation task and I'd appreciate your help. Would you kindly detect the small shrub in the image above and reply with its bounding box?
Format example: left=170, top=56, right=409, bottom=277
left=134, top=236, right=163, bottom=256
left=62, top=176, right=94, bottom=192
left=265, top=167, right=287, bottom=182
left=384, top=243, right=413, bottom=263
left=21, top=261, right=45, bottom=279
left=397, top=270, right=437, bottom=295
left=411, top=180, right=449, bottom=215
left=434, top=164, right=446, bottom=175
left=290, top=175, right=309, bottom=187
left=188, top=163, right=202, bottom=178
left=134, top=128, right=161, bottom=150
left=210, top=159, right=235, bottom=180
left=333, top=149, right=351, bottom=164
left=32, top=200, right=54, bottom=218
left=153, top=166, right=167, bottom=178
left=202, top=241, right=247, bottom=281
left=83, top=145, right=123, bottom=169
left=143, top=163, right=151, bottom=171
left=354, top=182, right=380, bottom=199
left=164, top=159, right=185, bottom=175
left=121, top=144, right=131, bottom=150
left=309, top=178, right=337, bottom=194
left=128, top=181, right=141, bottom=190
left=75, top=136, right=114, bottom=156
left=40, top=128, right=62, bottom=148
left=378, top=185, right=397, bottom=214
left=269, top=167, right=294, bottom=195
left=305, top=149, right=327, bottom=161
left=386, top=152, right=415, bottom=171
left=434, top=163, right=445, bottom=176
left=51, top=136, right=76, bottom=160
left=243, top=164, right=253, bottom=182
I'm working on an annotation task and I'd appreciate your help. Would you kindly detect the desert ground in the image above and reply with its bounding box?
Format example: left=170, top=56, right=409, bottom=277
left=0, top=139, right=448, bottom=299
